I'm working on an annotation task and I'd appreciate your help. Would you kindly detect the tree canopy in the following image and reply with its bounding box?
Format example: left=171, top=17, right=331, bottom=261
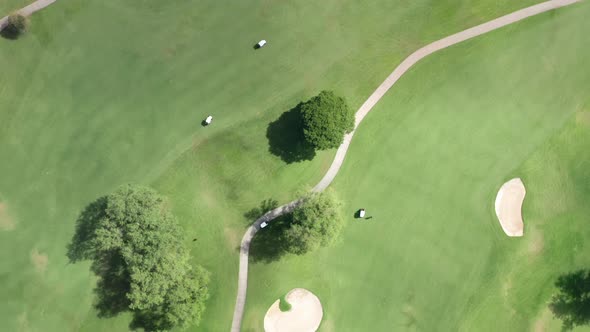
left=2, top=14, right=28, bottom=38
left=549, top=270, right=590, bottom=330
left=285, top=191, right=344, bottom=255
left=74, top=185, right=209, bottom=331
left=300, top=90, right=355, bottom=150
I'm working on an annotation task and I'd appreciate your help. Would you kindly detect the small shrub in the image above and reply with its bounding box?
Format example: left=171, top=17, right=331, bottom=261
left=2, top=13, right=28, bottom=39
left=279, top=294, right=292, bottom=312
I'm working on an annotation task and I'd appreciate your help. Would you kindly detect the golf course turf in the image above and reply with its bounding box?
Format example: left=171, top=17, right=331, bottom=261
left=242, top=2, right=590, bottom=331
left=0, top=0, right=31, bottom=15
left=0, top=0, right=587, bottom=331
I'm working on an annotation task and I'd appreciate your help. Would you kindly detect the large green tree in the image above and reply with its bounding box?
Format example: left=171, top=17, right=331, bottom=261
left=285, top=191, right=344, bottom=255
left=83, top=185, right=209, bottom=331
left=300, top=90, right=355, bottom=150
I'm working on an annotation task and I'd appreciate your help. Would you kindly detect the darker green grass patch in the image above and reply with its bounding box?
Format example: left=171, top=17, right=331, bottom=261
left=279, top=294, right=292, bottom=312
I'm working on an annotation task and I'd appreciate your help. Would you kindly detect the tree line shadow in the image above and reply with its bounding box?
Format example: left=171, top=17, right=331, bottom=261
left=266, top=102, right=316, bottom=164
left=549, top=269, right=590, bottom=331
left=67, top=196, right=164, bottom=331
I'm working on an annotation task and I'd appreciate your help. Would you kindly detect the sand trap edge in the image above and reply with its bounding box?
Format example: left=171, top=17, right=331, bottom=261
left=494, top=178, right=526, bottom=237
left=263, top=288, right=323, bottom=332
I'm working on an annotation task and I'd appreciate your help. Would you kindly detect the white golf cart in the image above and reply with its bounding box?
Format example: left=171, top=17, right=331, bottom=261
left=256, top=39, right=267, bottom=48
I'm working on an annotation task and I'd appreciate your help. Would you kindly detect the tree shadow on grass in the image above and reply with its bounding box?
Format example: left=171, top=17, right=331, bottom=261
left=266, top=103, right=316, bottom=163
left=68, top=197, right=130, bottom=317
left=0, top=26, right=21, bottom=40
left=92, top=252, right=131, bottom=318
left=243, top=198, right=279, bottom=226
left=0, top=25, right=24, bottom=40
left=130, top=310, right=175, bottom=332
left=67, top=197, right=107, bottom=263
left=249, top=213, right=292, bottom=263
left=68, top=197, right=158, bottom=331
left=1, top=30, right=18, bottom=40
left=549, top=269, right=590, bottom=331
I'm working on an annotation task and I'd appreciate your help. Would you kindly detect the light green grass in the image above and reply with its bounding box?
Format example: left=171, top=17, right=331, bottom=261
left=242, top=2, right=590, bottom=331
left=0, top=0, right=31, bottom=15
left=0, top=0, right=554, bottom=331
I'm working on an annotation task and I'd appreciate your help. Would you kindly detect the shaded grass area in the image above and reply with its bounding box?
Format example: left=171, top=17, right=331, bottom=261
left=549, top=270, right=590, bottom=331
left=266, top=103, right=316, bottom=163
left=0, top=0, right=546, bottom=331
left=242, top=3, right=590, bottom=331
left=250, top=213, right=293, bottom=264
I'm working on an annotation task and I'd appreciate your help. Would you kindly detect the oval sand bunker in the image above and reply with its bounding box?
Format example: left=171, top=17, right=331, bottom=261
left=495, top=178, right=526, bottom=237
left=264, top=288, right=323, bottom=332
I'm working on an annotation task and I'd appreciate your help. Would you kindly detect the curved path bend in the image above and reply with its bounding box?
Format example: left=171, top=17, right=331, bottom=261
left=0, top=0, right=58, bottom=30
left=231, top=0, right=580, bottom=330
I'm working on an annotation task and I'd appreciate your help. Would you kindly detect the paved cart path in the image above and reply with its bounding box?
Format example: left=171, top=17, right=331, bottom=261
left=231, top=0, right=581, bottom=330
left=0, top=0, right=57, bottom=30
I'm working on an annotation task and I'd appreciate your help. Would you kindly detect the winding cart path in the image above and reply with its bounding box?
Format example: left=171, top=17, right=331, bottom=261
left=244, top=0, right=581, bottom=331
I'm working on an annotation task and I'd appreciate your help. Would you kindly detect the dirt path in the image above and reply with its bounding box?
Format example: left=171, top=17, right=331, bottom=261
left=247, top=0, right=582, bottom=330
left=0, top=0, right=57, bottom=30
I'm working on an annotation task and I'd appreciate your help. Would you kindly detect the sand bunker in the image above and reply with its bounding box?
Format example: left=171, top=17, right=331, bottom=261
left=264, top=288, right=323, bottom=332
left=495, top=178, right=526, bottom=237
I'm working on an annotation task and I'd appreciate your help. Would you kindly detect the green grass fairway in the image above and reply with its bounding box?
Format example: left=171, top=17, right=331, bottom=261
left=0, top=0, right=570, bottom=331
left=242, top=2, right=590, bottom=331
left=0, top=0, right=31, bottom=15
